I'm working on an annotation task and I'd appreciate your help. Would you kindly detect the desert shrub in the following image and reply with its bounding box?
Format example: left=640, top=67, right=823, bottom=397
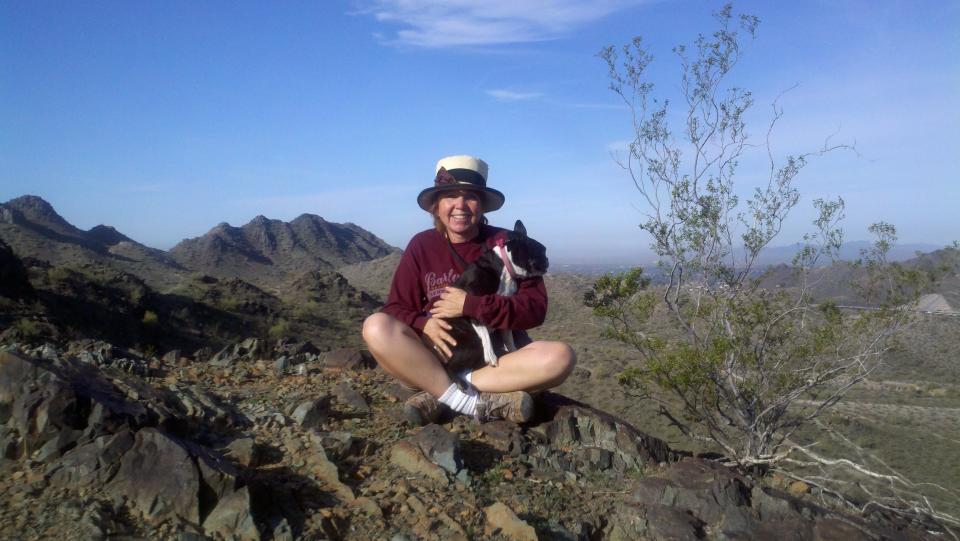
left=13, top=317, right=43, bottom=341
left=46, top=266, right=72, bottom=283
left=269, top=319, right=294, bottom=339
left=589, top=3, right=957, bottom=530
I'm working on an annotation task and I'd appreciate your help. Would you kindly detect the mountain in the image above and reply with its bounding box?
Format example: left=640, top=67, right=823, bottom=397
left=0, top=195, right=400, bottom=295
left=756, top=245, right=960, bottom=305
left=0, top=195, right=186, bottom=289
left=0, top=239, right=34, bottom=301
left=170, top=214, right=399, bottom=290
left=752, top=240, right=941, bottom=267
left=337, top=252, right=403, bottom=301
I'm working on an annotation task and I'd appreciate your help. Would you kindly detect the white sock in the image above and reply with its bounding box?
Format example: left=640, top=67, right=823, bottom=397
left=438, top=375, right=478, bottom=416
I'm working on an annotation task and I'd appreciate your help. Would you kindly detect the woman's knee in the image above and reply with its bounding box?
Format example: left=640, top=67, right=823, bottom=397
left=538, top=341, right=577, bottom=378
left=362, top=312, right=398, bottom=348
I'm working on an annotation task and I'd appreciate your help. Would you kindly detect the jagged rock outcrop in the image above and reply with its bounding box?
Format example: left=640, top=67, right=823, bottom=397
left=0, top=342, right=938, bottom=540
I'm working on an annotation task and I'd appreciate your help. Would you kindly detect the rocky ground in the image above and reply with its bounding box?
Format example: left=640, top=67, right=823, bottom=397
left=0, top=340, right=939, bottom=540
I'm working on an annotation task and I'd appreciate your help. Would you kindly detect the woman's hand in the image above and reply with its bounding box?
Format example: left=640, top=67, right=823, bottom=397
left=422, top=316, right=456, bottom=361
left=429, top=287, right=467, bottom=319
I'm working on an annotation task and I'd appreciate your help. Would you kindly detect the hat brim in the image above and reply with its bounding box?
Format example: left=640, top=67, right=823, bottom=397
left=417, top=185, right=505, bottom=213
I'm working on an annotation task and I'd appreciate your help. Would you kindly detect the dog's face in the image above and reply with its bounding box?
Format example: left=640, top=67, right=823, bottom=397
left=505, top=220, right=549, bottom=277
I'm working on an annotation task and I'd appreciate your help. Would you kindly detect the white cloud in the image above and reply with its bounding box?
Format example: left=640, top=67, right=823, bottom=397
left=357, top=0, right=642, bottom=48
left=486, top=89, right=543, bottom=102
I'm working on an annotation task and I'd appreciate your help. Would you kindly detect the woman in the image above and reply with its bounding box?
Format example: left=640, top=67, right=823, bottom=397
left=362, top=155, right=575, bottom=425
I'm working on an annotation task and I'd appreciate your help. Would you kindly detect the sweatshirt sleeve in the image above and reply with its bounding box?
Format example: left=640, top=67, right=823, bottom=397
left=461, top=276, right=548, bottom=330
left=381, top=243, right=430, bottom=334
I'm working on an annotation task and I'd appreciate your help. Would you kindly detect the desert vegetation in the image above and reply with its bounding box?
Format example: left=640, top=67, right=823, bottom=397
left=582, top=3, right=959, bottom=531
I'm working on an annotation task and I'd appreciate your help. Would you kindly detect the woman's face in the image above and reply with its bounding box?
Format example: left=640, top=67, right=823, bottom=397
left=436, top=189, right=483, bottom=242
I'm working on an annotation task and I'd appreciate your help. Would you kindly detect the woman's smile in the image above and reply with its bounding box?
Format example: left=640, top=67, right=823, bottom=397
left=437, top=190, right=482, bottom=242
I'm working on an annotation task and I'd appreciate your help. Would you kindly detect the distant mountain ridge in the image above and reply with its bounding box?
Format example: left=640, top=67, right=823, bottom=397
left=0, top=195, right=399, bottom=292
left=169, top=213, right=399, bottom=290
left=0, top=195, right=392, bottom=349
left=0, top=195, right=186, bottom=288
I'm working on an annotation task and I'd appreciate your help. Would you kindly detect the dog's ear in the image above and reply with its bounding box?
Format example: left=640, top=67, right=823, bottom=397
left=514, top=220, right=526, bottom=237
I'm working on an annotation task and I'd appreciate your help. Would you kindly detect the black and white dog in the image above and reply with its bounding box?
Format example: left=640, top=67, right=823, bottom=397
left=442, top=220, right=549, bottom=383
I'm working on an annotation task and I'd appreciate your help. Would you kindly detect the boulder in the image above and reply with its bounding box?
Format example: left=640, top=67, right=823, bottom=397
left=291, top=396, right=331, bottom=430
left=105, top=428, right=202, bottom=523
left=202, top=486, right=261, bottom=541
left=224, top=436, right=262, bottom=467
left=409, top=424, right=462, bottom=477
left=333, top=382, right=370, bottom=415
left=484, top=502, right=537, bottom=541
left=46, top=430, right=135, bottom=489
left=390, top=440, right=449, bottom=484
left=321, top=348, right=375, bottom=370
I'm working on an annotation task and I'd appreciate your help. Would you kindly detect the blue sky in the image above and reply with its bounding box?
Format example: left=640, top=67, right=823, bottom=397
left=2, top=1, right=958, bottom=264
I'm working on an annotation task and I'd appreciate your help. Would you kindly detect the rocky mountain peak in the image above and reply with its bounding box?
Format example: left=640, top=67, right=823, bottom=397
left=3, top=195, right=78, bottom=233
left=292, top=213, right=326, bottom=224
left=87, top=224, right=133, bottom=246
left=248, top=215, right=271, bottom=226
left=170, top=213, right=398, bottom=289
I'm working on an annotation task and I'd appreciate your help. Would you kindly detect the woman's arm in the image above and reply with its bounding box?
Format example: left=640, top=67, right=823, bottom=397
left=461, top=276, right=548, bottom=330
left=381, top=245, right=430, bottom=333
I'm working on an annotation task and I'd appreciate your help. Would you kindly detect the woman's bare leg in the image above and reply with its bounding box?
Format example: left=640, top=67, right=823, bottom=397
left=362, top=312, right=453, bottom=397
left=469, top=341, right=576, bottom=393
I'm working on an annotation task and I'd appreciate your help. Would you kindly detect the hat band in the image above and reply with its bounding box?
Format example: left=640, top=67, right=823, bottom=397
left=441, top=168, right=486, bottom=187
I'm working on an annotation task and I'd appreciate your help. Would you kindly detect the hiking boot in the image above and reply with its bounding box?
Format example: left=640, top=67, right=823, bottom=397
left=403, top=391, right=447, bottom=426
left=475, top=391, right=534, bottom=423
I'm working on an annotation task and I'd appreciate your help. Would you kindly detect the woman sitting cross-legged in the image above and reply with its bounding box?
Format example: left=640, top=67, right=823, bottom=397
left=362, top=155, right=576, bottom=425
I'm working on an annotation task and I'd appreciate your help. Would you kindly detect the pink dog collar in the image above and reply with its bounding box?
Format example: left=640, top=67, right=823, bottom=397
left=495, top=237, right=517, bottom=280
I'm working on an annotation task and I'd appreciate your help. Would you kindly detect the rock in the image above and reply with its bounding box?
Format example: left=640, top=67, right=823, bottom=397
left=409, top=424, right=462, bottom=476
left=105, top=428, right=202, bottom=523
left=390, top=440, right=449, bottom=484
left=643, top=503, right=704, bottom=540
left=210, top=338, right=269, bottom=365
left=333, top=382, right=370, bottom=415
left=317, top=431, right=359, bottom=460
left=273, top=356, right=289, bottom=376
left=224, top=436, right=262, bottom=467
left=46, top=430, right=135, bottom=489
left=537, top=395, right=676, bottom=474
left=291, top=396, right=331, bottom=429
left=321, top=348, right=374, bottom=370
left=350, top=496, right=384, bottom=520
left=813, top=518, right=872, bottom=541
left=193, top=347, right=212, bottom=363
left=162, top=349, right=181, bottom=364
left=484, top=502, right=537, bottom=541
left=202, top=486, right=261, bottom=541
left=476, top=420, right=524, bottom=454
left=273, top=519, right=294, bottom=541
left=304, top=435, right=355, bottom=502
left=166, top=383, right=251, bottom=430
left=631, top=459, right=750, bottom=525
left=0, top=427, right=22, bottom=460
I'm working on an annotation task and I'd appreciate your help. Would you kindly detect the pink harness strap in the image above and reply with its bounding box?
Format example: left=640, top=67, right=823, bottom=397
left=495, top=237, right=517, bottom=280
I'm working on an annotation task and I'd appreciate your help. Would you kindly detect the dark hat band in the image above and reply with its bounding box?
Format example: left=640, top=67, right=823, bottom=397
left=440, top=168, right=486, bottom=187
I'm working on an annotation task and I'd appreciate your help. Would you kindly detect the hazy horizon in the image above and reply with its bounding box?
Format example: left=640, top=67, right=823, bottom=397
left=3, top=1, right=958, bottom=262
left=3, top=192, right=948, bottom=268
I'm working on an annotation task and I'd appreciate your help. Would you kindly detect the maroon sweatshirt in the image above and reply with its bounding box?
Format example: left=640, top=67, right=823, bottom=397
left=381, top=224, right=548, bottom=334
